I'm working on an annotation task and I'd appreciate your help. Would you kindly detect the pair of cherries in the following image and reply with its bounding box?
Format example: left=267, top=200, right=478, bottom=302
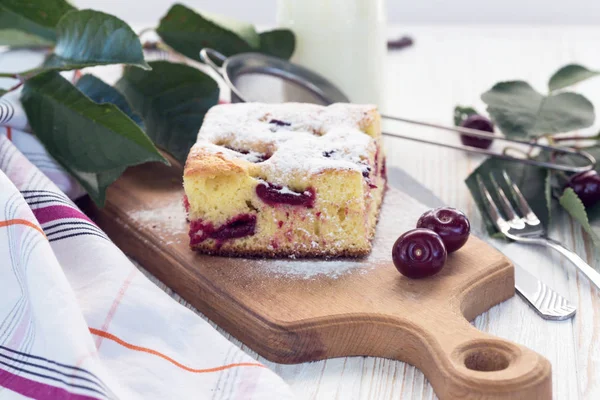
left=392, top=207, right=470, bottom=279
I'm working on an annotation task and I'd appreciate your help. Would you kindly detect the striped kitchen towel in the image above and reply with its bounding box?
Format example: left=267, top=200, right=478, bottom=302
left=0, top=88, right=86, bottom=200
left=0, top=124, right=294, bottom=398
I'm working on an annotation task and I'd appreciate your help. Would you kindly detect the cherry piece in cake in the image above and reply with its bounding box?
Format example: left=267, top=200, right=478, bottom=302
left=189, top=214, right=257, bottom=246
left=256, top=181, right=316, bottom=208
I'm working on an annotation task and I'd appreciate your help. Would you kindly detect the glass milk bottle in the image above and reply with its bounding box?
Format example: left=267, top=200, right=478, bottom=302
left=277, top=0, right=386, bottom=105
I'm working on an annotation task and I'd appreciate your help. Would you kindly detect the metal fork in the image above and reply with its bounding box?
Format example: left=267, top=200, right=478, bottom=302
left=477, top=170, right=600, bottom=291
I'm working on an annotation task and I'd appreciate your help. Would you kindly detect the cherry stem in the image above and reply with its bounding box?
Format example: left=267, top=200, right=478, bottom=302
left=6, top=81, right=23, bottom=92
left=137, top=27, right=155, bottom=37
left=0, top=72, right=18, bottom=79
left=0, top=73, right=26, bottom=95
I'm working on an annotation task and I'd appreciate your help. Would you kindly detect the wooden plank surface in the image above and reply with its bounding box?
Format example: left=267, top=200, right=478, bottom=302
left=131, top=26, right=600, bottom=400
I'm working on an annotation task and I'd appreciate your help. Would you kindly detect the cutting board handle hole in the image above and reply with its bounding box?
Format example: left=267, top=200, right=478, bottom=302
left=463, top=347, right=510, bottom=372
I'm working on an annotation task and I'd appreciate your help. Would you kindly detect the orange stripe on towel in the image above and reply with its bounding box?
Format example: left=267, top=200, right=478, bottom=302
left=5, top=126, right=11, bottom=141
left=88, top=328, right=266, bottom=373
left=0, top=219, right=45, bottom=237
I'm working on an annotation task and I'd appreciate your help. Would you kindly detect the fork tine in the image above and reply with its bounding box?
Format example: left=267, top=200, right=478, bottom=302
left=476, top=175, right=510, bottom=231
left=501, top=170, right=541, bottom=225
left=489, top=173, right=519, bottom=221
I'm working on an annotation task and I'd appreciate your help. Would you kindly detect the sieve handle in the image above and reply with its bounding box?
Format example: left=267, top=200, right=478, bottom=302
left=199, top=48, right=227, bottom=76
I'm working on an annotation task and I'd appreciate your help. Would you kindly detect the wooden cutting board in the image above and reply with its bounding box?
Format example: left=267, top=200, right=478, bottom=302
left=81, top=162, right=551, bottom=400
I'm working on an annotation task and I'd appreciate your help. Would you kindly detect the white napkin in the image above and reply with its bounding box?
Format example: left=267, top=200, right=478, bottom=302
left=0, top=108, right=294, bottom=398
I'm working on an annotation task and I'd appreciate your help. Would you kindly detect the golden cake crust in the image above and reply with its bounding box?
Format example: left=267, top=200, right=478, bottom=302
left=184, top=145, right=250, bottom=177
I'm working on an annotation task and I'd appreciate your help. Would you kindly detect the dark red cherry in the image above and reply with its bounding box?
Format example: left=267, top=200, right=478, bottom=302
left=223, top=146, right=270, bottom=162
left=269, top=119, right=291, bottom=127
left=189, top=214, right=256, bottom=246
left=565, top=170, right=600, bottom=208
left=387, top=36, right=414, bottom=50
left=182, top=195, right=190, bottom=213
left=256, top=181, right=315, bottom=208
left=460, top=114, right=494, bottom=150
left=211, top=214, right=257, bottom=240
left=392, top=228, right=447, bottom=279
left=416, top=207, right=470, bottom=253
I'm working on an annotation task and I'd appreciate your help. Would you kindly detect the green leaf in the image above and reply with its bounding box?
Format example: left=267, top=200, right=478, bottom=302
left=156, top=3, right=255, bottom=60
left=258, top=29, right=295, bottom=59
left=453, top=105, right=479, bottom=126
left=23, top=9, right=149, bottom=77
left=0, top=29, right=53, bottom=47
left=549, top=64, right=600, bottom=92
left=202, top=11, right=259, bottom=48
left=465, top=158, right=551, bottom=236
left=481, top=81, right=595, bottom=138
left=46, top=10, right=149, bottom=70
left=21, top=71, right=167, bottom=205
left=559, top=188, right=600, bottom=246
left=75, top=74, right=144, bottom=128
left=0, top=0, right=75, bottom=41
left=71, top=167, right=126, bottom=206
left=116, top=61, right=220, bottom=163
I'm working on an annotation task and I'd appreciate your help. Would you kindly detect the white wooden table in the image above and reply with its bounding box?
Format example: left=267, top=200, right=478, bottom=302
left=141, top=26, right=600, bottom=400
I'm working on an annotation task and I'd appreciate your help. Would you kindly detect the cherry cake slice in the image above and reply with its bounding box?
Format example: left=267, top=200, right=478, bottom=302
left=183, top=103, right=386, bottom=258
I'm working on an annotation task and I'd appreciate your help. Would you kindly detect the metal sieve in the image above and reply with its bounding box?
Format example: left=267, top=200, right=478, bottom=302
left=200, top=48, right=595, bottom=173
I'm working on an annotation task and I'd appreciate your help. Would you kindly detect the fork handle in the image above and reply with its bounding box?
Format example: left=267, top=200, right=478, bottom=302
left=544, top=238, right=600, bottom=291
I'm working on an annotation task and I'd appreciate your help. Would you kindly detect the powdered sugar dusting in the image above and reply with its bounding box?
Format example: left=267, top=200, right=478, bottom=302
left=242, top=150, right=266, bottom=163
left=127, top=188, right=427, bottom=280
left=277, top=186, right=305, bottom=196
left=130, top=200, right=187, bottom=243
left=260, top=127, right=373, bottom=186
left=255, top=188, right=429, bottom=279
left=192, top=103, right=378, bottom=188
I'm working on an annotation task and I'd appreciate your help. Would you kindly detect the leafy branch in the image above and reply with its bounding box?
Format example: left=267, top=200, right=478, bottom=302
left=462, top=64, right=600, bottom=249
left=155, top=4, right=295, bottom=60
left=22, top=72, right=168, bottom=205
left=117, top=61, right=220, bottom=164
left=0, top=1, right=296, bottom=205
